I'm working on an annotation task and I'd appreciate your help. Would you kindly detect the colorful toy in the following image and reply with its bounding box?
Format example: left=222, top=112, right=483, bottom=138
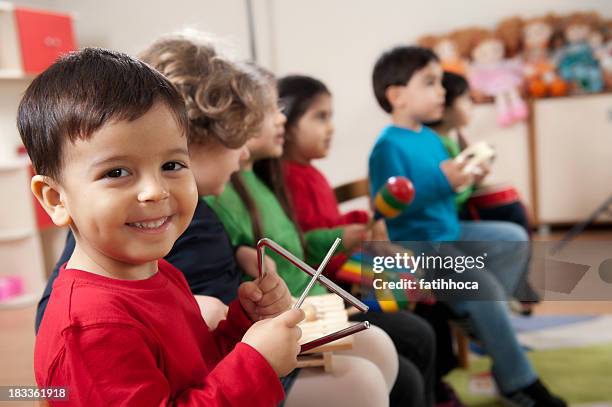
left=0, top=276, right=24, bottom=302
left=336, top=251, right=434, bottom=312
left=556, top=12, right=604, bottom=93
left=373, top=176, right=415, bottom=220
left=466, top=28, right=528, bottom=126
left=522, top=15, right=569, bottom=98
left=418, top=33, right=468, bottom=75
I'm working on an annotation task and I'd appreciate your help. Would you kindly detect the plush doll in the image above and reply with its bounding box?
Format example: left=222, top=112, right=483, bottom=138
left=555, top=12, right=604, bottom=93
left=592, top=19, right=612, bottom=90
left=418, top=33, right=468, bottom=75
left=466, top=29, right=527, bottom=126
left=521, top=14, right=568, bottom=97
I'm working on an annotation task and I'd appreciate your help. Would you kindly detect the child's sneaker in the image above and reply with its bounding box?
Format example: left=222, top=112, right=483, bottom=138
left=501, top=379, right=566, bottom=407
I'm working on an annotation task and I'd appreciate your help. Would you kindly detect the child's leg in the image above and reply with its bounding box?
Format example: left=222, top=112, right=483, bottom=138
left=336, top=325, right=399, bottom=391
left=350, top=311, right=436, bottom=407
left=446, top=270, right=538, bottom=394
left=284, top=355, right=389, bottom=407
left=458, top=220, right=529, bottom=296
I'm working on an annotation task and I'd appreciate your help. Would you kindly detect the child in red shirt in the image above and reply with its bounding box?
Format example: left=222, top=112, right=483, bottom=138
left=21, top=48, right=303, bottom=406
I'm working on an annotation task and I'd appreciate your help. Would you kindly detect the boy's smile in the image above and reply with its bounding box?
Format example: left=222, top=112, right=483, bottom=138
left=56, top=102, right=198, bottom=277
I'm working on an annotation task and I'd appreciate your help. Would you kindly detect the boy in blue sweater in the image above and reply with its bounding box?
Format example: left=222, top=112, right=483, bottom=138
left=368, top=46, right=566, bottom=407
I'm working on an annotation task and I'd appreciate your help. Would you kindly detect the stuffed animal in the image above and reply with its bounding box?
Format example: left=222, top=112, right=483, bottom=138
left=522, top=14, right=568, bottom=97
left=555, top=12, right=604, bottom=93
left=466, top=29, right=528, bottom=126
left=418, top=33, right=468, bottom=75
left=592, top=19, right=612, bottom=90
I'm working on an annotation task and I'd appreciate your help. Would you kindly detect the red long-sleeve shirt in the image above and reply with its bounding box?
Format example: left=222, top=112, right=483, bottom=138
left=34, top=259, right=284, bottom=406
left=283, top=160, right=370, bottom=276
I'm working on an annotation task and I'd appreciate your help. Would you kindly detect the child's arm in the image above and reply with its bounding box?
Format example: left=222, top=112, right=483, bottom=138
left=369, top=140, right=456, bottom=213
left=50, top=324, right=285, bottom=406
left=304, top=227, right=345, bottom=265
left=285, top=172, right=337, bottom=230
left=339, top=210, right=370, bottom=225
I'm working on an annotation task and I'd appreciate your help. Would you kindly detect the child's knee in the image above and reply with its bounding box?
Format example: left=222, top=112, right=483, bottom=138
left=343, top=325, right=399, bottom=390
left=498, top=221, right=529, bottom=242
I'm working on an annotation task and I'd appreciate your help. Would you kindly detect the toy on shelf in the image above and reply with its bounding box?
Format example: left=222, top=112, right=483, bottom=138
left=0, top=276, right=24, bottom=302
left=418, top=33, right=468, bottom=75
left=466, top=27, right=528, bottom=126
left=555, top=12, right=604, bottom=94
left=522, top=15, right=568, bottom=97
left=593, top=19, right=612, bottom=90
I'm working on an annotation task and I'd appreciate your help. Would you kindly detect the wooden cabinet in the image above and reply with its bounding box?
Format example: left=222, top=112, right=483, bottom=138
left=464, top=93, right=612, bottom=227
left=533, top=93, right=612, bottom=224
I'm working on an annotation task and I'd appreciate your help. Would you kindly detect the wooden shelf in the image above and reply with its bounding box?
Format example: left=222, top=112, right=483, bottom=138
left=0, top=228, right=34, bottom=242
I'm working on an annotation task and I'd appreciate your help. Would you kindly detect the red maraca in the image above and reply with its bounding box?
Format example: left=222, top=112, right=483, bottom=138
left=373, top=176, right=415, bottom=220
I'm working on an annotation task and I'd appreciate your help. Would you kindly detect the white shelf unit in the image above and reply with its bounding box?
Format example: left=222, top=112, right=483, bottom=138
left=0, top=158, right=45, bottom=309
left=464, top=93, right=612, bottom=227
left=532, top=93, right=612, bottom=225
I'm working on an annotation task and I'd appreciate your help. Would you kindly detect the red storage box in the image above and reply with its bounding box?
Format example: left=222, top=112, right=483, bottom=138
left=14, top=7, right=76, bottom=74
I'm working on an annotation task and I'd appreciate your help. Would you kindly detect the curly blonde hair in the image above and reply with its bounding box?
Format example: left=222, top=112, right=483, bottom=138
left=139, top=33, right=268, bottom=148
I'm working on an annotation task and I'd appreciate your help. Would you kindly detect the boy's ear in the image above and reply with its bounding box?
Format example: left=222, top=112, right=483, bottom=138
left=31, top=175, right=72, bottom=227
left=385, top=85, right=403, bottom=110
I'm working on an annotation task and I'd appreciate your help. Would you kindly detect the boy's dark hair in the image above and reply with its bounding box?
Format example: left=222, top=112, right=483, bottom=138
left=424, top=71, right=470, bottom=127
left=18, top=47, right=188, bottom=180
left=372, top=46, right=439, bottom=113
left=277, top=75, right=330, bottom=129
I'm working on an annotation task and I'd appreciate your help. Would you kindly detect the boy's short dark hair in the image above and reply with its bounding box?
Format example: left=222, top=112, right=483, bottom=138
left=18, top=47, right=188, bottom=180
left=372, top=46, right=439, bottom=113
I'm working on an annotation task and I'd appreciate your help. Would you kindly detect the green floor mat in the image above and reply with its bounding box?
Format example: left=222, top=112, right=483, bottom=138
left=445, top=343, right=612, bottom=406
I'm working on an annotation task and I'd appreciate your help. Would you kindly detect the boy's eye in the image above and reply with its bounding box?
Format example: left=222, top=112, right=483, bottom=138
left=105, top=168, right=130, bottom=178
left=162, top=161, right=186, bottom=171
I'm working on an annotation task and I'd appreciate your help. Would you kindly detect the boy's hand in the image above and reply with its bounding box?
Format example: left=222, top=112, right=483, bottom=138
left=242, top=309, right=304, bottom=377
left=236, top=246, right=277, bottom=278
left=371, top=219, right=389, bottom=241
left=440, top=159, right=474, bottom=191
left=473, top=162, right=491, bottom=185
left=342, top=224, right=371, bottom=250
left=238, top=270, right=292, bottom=321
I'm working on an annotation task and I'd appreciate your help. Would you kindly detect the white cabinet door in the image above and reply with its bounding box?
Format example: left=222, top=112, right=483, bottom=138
left=534, top=94, right=612, bottom=224
left=463, top=104, right=533, bottom=211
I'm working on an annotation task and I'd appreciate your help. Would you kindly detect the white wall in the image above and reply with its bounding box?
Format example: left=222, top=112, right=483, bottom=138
left=266, top=0, right=612, bottom=186
left=3, top=0, right=612, bottom=187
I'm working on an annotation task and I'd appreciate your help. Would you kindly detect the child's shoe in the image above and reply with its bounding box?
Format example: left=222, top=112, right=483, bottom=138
left=502, top=379, right=566, bottom=407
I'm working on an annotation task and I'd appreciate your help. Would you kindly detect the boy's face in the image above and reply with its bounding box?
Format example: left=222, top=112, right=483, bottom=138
left=391, top=61, right=446, bottom=123
left=57, top=102, right=198, bottom=265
